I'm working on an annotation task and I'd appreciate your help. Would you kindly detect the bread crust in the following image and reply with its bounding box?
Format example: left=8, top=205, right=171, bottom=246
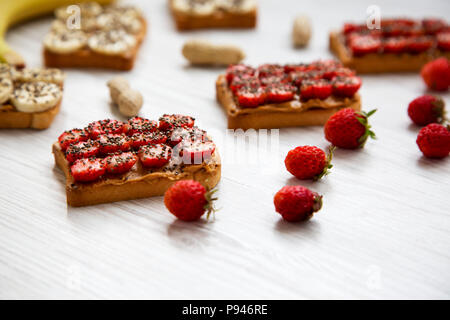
left=169, top=0, right=256, bottom=31
left=43, top=17, right=147, bottom=71
left=329, top=31, right=450, bottom=73
left=0, top=100, right=61, bottom=129
left=216, top=74, right=361, bottom=130
left=52, top=142, right=221, bottom=207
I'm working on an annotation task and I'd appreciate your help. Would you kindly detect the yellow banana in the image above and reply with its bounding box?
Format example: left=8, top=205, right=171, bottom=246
left=0, top=0, right=113, bottom=67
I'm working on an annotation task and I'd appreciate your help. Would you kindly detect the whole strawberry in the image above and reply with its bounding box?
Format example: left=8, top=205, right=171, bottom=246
left=408, top=95, right=445, bottom=126
left=416, top=123, right=450, bottom=158
left=324, top=108, right=377, bottom=149
left=421, top=57, right=450, bottom=91
left=164, top=180, right=217, bottom=221
left=274, top=185, right=323, bottom=222
left=285, top=146, right=334, bottom=180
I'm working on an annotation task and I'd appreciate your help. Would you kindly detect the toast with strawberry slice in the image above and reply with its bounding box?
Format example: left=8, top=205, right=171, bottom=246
left=53, top=115, right=221, bottom=207
left=0, top=64, right=64, bottom=129
left=330, top=18, right=450, bottom=73
left=169, top=0, right=257, bottom=31
left=216, top=61, right=362, bottom=130
left=43, top=3, right=146, bottom=71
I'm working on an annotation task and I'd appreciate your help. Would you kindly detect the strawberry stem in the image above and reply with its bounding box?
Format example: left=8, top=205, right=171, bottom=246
left=204, top=188, right=218, bottom=220
left=356, top=109, right=377, bottom=147
left=314, top=146, right=335, bottom=181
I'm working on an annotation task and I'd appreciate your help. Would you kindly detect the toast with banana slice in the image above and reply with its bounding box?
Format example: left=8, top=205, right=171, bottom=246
left=43, top=2, right=146, bottom=71
left=169, top=0, right=257, bottom=31
left=0, top=64, right=64, bottom=129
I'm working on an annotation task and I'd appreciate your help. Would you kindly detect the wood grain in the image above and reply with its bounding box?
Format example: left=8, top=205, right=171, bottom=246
left=0, top=0, right=449, bottom=299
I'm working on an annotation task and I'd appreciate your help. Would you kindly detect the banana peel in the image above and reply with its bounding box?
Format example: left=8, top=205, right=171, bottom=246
left=0, top=0, right=114, bottom=67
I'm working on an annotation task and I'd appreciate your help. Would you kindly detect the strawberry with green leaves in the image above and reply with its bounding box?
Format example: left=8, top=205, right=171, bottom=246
left=274, top=185, right=323, bottom=222
left=285, top=146, right=334, bottom=180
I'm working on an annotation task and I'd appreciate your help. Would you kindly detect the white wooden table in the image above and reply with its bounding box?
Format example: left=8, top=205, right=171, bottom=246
left=1, top=0, right=449, bottom=299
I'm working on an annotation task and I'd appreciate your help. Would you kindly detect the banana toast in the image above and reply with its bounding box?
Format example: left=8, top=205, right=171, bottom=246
left=43, top=3, right=146, bottom=71
left=216, top=61, right=362, bottom=130
left=53, top=115, right=221, bottom=207
left=0, top=64, right=64, bottom=129
left=169, top=0, right=257, bottom=31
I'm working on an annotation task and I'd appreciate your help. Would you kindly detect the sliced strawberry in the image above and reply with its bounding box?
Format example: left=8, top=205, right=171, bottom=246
left=169, top=126, right=207, bottom=147
left=226, top=64, right=255, bottom=83
left=309, top=60, right=342, bottom=71
left=300, top=79, right=333, bottom=100
left=86, top=119, right=125, bottom=139
left=422, top=18, right=447, bottom=35
left=343, top=23, right=363, bottom=34
left=437, top=32, right=450, bottom=51
left=158, top=114, right=195, bottom=131
left=236, top=86, right=266, bottom=108
left=265, top=83, right=297, bottom=103
left=406, top=36, right=434, bottom=53
left=382, top=24, right=409, bottom=37
left=180, top=140, right=216, bottom=164
left=321, top=67, right=355, bottom=80
left=97, top=133, right=131, bottom=155
left=288, top=70, right=322, bottom=87
left=349, top=35, right=382, bottom=56
left=70, top=158, right=105, bottom=182
left=125, top=116, right=158, bottom=135
left=105, top=152, right=138, bottom=174
left=65, top=141, right=99, bottom=163
left=383, top=37, right=409, bottom=53
left=139, top=144, right=172, bottom=168
left=256, top=64, right=285, bottom=78
left=331, top=76, right=362, bottom=97
left=283, top=63, right=310, bottom=73
left=229, top=75, right=260, bottom=94
left=58, top=128, right=88, bottom=151
left=130, top=131, right=168, bottom=149
left=260, top=75, right=289, bottom=87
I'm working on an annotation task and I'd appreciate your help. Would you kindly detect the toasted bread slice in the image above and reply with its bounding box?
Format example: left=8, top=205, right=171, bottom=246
left=53, top=142, right=221, bottom=207
left=216, top=74, right=361, bottom=130
left=169, top=0, right=256, bottom=31
left=44, top=17, right=147, bottom=71
left=329, top=31, right=450, bottom=73
left=0, top=101, right=61, bottom=129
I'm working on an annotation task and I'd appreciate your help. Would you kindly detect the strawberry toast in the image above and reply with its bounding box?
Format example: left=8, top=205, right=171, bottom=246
left=330, top=18, right=450, bottom=73
left=169, top=0, right=257, bottom=31
left=53, top=115, right=221, bottom=207
left=43, top=2, right=146, bottom=71
left=216, top=60, right=362, bottom=129
left=0, top=63, right=64, bottom=129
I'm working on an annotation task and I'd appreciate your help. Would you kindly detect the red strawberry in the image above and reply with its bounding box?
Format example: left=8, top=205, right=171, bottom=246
left=274, top=185, right=323, bottom=222
left=406, top=36, right=433, bottom=53
left=164, top=180, right=217, bottom=221
left=309, top=60, right=342, bottom=70
left=125, top=116, right=158, bottom=135
left=226, top=64, right=255, bottom=83
left=159, top=114, right=195, bottom=131
left=229, top=75, right=260, bottom=94
left=58, top=128, right=88, bottom=151
left=265, top=83, right=296, bottom=103
left=169, top=126, right=207, bottom=147
left=324, top=108, right=377, bottom=149
left=416, top=123, right=450, bottom=158
left=105, top=152, right=138, bottom=174
left=285, top=146, right=334, bottom=180
left=260, top=75, right=288, bottom=87
left=321, top=67, right=355, bottom=80
left=437, top=32, right=450, bottom=51
left=421, top=57, right=450, bottom=91
left=349, top=35, right=382, bottom=56
left=300, top=79, right=332, bottom=100
left=331, top=76, right=362, bottom=97
left=70, top=158, right=106, bottom=182
left=97, top=133, right=131, bottom=154
left=408, top=95, right=445, bottom=125
left=236, top=86, right=266, bottom=108
left=65, top=141, right=99, bottom=163
left=383, top=37, right=408, bottom=53
left=422, top=18, right=447, bottom=35
left=130, top=131, right=168, bottom=149
left=343, top=23, right=363, bottom=34
left=256, top=64, right=284, bottom=78
left=289, top=70, right=321, bottom=87
left=180, top=140, right=216, bottom=164
left=86, top=119, right=125, bottom=139
left=138, top=144, right=172, bottom=168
